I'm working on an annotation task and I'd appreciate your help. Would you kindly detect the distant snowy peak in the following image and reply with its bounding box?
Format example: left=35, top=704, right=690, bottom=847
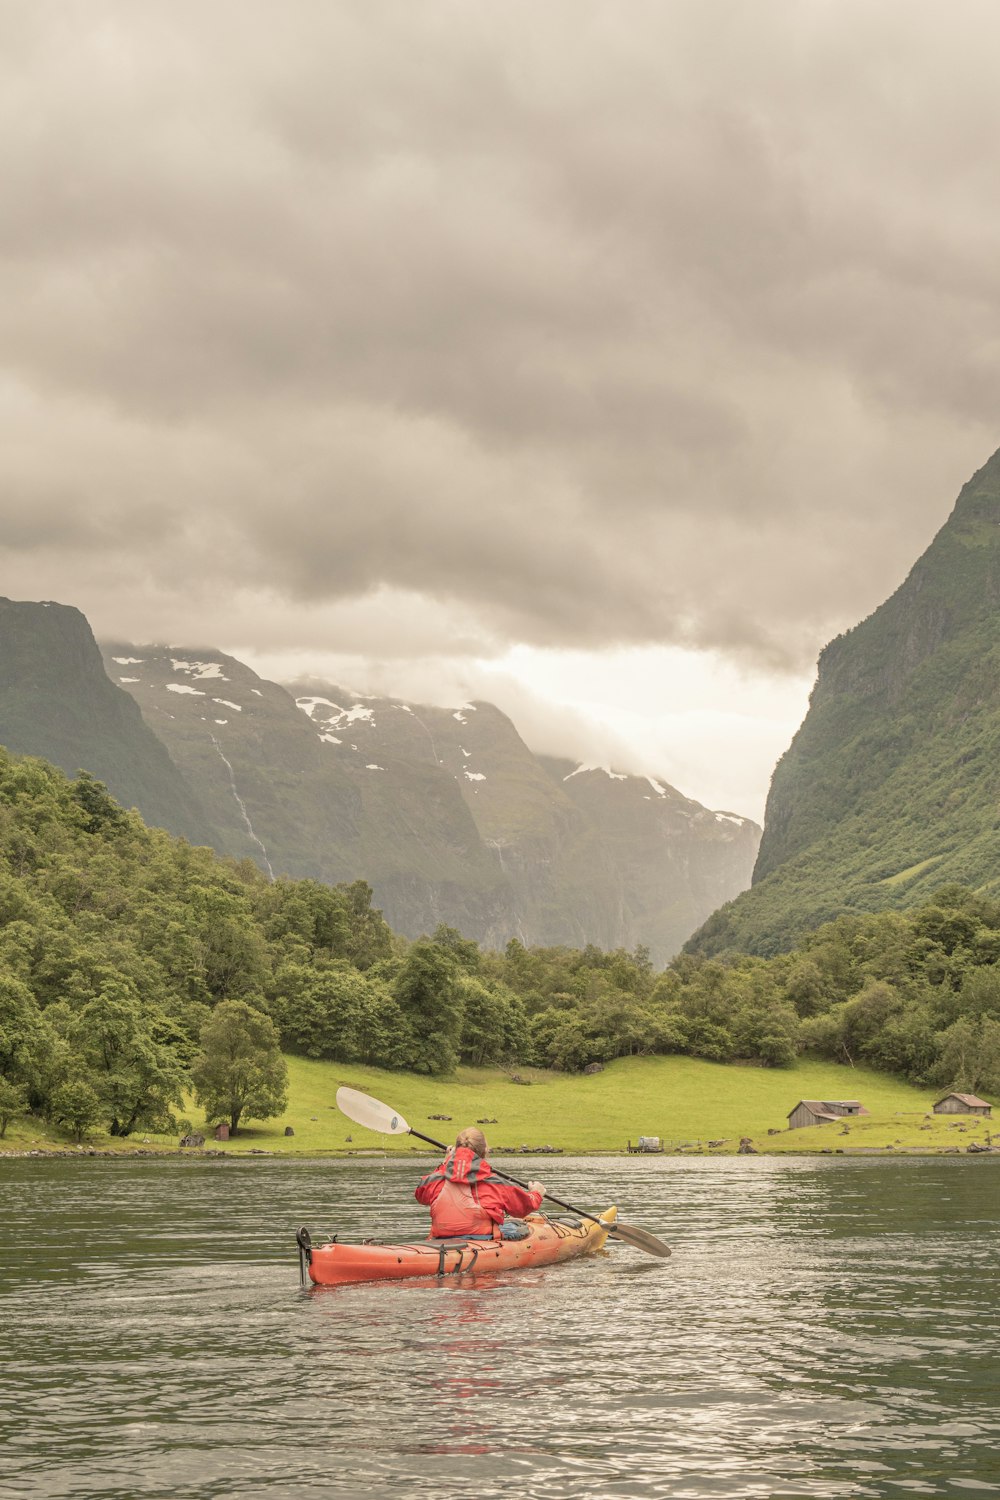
left=563, top=763, right=628, bottom=783
left=170, top=659, right=229, bottom=682
left=99, top=643, right=273, bottom=729
left=553, top=760, right=751, bottom=833
left=296, top=696, right=376, bottom=727
left=293, top=692, right=491, bottom=790
left=562, top=762, right=677, bottom=799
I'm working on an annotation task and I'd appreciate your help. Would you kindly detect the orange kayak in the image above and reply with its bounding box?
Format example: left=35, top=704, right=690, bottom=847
left=298, top=1207, right=617, bottom=1286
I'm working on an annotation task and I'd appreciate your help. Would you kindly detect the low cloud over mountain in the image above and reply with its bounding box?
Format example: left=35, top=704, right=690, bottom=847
left=1, top=1, right=997, bottom=688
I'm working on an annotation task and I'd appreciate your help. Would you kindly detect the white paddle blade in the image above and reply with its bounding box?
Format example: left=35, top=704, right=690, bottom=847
left=336, top=1087, right=411, bottom=1136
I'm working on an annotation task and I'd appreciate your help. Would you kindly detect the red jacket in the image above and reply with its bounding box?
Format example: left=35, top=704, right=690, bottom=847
left=415, top=1147, right=543, bottom=1238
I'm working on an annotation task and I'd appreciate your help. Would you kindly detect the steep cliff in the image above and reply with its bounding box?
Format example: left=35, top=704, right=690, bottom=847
left=0, top=600, right=207, bottom=841
left=687, top=445, right=1000, bottom=956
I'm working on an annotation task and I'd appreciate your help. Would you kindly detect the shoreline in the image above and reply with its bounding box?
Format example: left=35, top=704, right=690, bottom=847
left=3, top=1144, right=997, bottom=1161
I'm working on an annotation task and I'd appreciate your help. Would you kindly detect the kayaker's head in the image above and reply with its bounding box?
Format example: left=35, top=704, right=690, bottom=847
left=455, top=1126, right=488, bottom=1158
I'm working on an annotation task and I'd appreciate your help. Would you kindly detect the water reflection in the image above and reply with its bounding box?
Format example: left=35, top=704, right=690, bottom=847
left=0, top=1155, right=997, bottom=1498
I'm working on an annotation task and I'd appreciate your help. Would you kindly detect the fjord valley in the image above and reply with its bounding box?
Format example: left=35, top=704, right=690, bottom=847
left=0, top=598, right=762, bottom=967
left=5, top=449, right=1000, bottom=1153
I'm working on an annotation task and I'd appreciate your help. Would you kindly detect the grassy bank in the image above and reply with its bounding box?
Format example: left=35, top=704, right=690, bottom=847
left=4, top=1053, right=993, bottom=1156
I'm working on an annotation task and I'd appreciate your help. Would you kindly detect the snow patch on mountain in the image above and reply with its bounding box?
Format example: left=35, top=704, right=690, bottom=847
left=112, top=656, right=143, bottom=665
left=563, top=763, right=628, bottom=783
left=464, top=771, right=486, bottom=782
left=213, top=699, right=242, bottom=712
left=118, top=676, right=140, bottom=683
left=170, top=659, right=228, bottom=681
left=167, top=684, right=205, bottom=696
left=297, top=696, right=338, bottom=717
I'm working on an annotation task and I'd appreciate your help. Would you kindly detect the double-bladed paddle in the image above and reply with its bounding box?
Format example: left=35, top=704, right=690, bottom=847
left=335, top=1085, right=671, bottom=1259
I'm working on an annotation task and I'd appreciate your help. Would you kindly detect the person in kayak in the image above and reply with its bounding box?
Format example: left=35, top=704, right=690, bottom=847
left=415, top=1126, right=545, bottom=1241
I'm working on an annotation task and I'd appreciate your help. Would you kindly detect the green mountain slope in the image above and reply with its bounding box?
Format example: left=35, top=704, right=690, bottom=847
left=688, top=445, right=1000, bottom=956
left=0, top=600, right=208, bottom=842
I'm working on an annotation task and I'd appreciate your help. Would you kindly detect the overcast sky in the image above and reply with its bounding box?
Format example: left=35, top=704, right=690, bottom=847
left=2, top=2, right=998, bottom=819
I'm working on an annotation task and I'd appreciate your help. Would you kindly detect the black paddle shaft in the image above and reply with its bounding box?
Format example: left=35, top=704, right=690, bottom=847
left=408, top=1126, right=605, bottom=1228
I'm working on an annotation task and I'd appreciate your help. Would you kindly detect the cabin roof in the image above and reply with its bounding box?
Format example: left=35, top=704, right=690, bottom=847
left=790, top=1099, right=861, bottom=1112
left=935, top=1092, right=991, bottom=1109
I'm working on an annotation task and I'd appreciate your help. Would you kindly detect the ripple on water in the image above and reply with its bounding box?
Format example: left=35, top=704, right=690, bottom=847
left=0, top=1155, right=998, bottom=1498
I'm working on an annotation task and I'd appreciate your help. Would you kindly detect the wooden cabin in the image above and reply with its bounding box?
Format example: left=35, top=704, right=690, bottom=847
left=787, top=1099, right=868, bottom=1130
left=933, top=1092, right=992, bottom=1117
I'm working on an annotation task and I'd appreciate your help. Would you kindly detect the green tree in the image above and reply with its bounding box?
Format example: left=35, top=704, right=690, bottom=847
left=458, top=978, right=530, bottom=1067
left=934, top=1015, right=1000, bottom=1096
left=271, top=959, right=405, bottom=1064
left=0, top=1077, right=28, bottom=1138
left=51, top=1077, right=102, bottom=1143
left=341, top=880, right=394, bottom=969
left=393, top=940, right=462, bottom=1073
left=191, top=1000, right=288, bottom=1134
left=0, top=975, right=49, bottom=1086
left=69, top=985, right=185, bottom=1136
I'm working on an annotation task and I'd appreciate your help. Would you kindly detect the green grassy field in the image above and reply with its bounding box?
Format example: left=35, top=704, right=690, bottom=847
left=5, top=1053, right=992, bottom=1156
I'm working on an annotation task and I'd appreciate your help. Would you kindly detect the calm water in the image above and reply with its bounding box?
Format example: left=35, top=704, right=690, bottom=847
left=1, top=1154, right=998, bottom=1499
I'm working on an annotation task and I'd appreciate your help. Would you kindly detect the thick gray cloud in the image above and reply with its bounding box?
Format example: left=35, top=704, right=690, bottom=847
left=1, top=0, right=998, bottom=672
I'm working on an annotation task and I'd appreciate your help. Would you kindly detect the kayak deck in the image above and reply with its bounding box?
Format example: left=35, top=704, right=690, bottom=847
left=300, top=1207, right=617, bottom=1286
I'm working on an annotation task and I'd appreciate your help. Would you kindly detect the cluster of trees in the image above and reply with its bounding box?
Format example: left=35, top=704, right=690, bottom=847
left=1, top=747, right=998, bottom=1147
left=0, top=751, right=532, bottom=1139
left=486, top=890, right=1000, bottom=1093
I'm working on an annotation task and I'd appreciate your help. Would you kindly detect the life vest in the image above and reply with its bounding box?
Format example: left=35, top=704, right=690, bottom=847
left=430, top=1177, right=496, bottom=1239
left=418, top=1147, right=500, bottom=1239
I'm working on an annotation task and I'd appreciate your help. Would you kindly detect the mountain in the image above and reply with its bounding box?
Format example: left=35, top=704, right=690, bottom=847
left=289, top=688, right=616, bottom=948
left=0, top=599, right=207, bottom=841
left=687, top=444, right=1000, bottom=957
left=288, top=687, right=759, bottom=960
left=98, top=650, right=759, bottom=962
left=539, top=756, right=759, bottom=956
